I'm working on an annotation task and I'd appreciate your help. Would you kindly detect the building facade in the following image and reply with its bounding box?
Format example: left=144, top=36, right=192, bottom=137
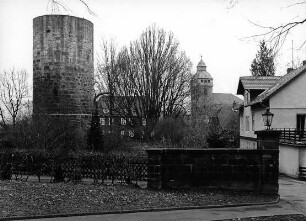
left=237, top=62, right=306, bottom=179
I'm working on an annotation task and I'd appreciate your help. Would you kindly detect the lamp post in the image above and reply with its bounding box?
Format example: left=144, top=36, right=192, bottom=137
left=255, top=107, right=280, bottom=150
left=262, top=108, right=274, bottom=130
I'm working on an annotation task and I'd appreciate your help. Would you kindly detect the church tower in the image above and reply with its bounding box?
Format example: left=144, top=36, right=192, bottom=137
left=191, top=58, right=213, bottom=115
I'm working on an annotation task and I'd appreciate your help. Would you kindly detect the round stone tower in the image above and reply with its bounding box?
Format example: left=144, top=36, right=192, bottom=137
left=33, top=15, right=94, bottom=120
left=191, top=58, right=213, bottom=115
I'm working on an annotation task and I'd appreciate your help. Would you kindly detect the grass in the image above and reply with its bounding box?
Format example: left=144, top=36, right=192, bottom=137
left=0, top=180, right=278, bottom=218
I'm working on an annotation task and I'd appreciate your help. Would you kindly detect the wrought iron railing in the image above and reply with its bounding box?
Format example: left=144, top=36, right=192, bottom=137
left=274, top=128, right=306, bottom=145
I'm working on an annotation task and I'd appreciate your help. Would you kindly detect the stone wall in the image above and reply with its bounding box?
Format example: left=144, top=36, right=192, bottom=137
left=147, top=148, right=279, bottom=194
left=33, top=15, right=94, bottom=116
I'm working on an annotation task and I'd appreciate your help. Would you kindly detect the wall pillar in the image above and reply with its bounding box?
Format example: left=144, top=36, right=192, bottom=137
left=147, top=149, right=163, bottom=189
left=255, top=130, right=281, bottom=193
left=255, top=130, right=281, bottom=150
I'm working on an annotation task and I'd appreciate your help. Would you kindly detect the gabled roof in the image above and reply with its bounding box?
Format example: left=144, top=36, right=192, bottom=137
left=247, top=64, right=306, bottom=106
left=212, top=93, right=243, bottom=105
left=237, top=76, right=281, bottom=95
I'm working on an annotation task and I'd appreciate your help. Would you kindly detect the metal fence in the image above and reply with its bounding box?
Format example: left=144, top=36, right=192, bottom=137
left=0, top=152, right=147, bottom=184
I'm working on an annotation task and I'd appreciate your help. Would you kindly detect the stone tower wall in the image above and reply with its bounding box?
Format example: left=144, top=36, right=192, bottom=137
left=191, top=78, right=213, bottom=115
left=33, top=15, right=94, bottom=116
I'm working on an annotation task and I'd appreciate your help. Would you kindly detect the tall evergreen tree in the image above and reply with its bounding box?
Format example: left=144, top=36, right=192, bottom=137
left=250, top=40, right=275, bottom=76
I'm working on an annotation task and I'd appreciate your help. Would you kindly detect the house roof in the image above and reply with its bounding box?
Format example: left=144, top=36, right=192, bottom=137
left=212, top=93, right=243, bottom=105
left=247, top=64, right=306, bottom=106
left=237, top=76, right=281, bottom=95
left=97, top=95, right=142, bottom=117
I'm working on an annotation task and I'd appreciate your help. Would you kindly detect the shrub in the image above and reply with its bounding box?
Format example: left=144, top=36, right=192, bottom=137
left=87, top=112, right=103, bottom=151
left=103, top=132, right=124, bottom=153
left=182, top=116, right=209, bottom=148
left=154, top=117, right=184, bottom=146
left=13, top=115, right=82, bottom=151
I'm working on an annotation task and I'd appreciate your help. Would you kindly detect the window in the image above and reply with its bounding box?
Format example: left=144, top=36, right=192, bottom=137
left=120, top=131, right=125, bottom=136
left=121, top=118, right=126, bottom=125
left=100, top=118, right=105, bottom=125
left=246, top=116, right=249, bottom=131
left=107, top=118, right=113, bottom=125
left=129, top=130, right=134, bottom=137
left=201, top=79, right=204, bottom=83
left=240, top=116, right=244, bottom=131
left=252, top=113, right=255, bottom=131
left=142, top=118, right=146, bottom=126
left=244, top=91, right=250, bottom=105
left=297, top=114, right=306, bottom=138
left=204, top=88, right=208, bottom=95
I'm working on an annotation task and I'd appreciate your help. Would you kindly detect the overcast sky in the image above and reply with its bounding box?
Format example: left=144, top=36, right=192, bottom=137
left=0, top=0, right=305, bottom=97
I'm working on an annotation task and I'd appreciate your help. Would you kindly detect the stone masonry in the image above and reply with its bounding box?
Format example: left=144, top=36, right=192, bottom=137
left=147, top=148, right=279, bottom=194
left=33, top=15, right=94, bottom=118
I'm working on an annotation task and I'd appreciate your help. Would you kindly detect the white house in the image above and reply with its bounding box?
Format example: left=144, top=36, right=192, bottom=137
left=236, top=61, right=306, bottom=179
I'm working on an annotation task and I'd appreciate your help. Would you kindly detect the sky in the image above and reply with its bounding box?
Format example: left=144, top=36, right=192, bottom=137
left=0, top=0, right=305, bottom=97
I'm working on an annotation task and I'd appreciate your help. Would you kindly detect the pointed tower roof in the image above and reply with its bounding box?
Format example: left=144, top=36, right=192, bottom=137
left=194, top=58, right=212, bottom=79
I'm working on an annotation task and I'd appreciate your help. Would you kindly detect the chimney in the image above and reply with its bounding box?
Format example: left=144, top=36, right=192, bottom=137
left=287, top=68, right=293, bottom=74
left=303, top=60, right=306, bottom=66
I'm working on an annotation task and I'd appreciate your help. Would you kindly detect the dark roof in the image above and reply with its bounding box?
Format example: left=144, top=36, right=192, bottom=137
left=247, top=64, right=306, bottom=106
left=212, top=93, right=243, bottom=105
left=218, top=105, right=239, bottom=131
left=97, top=95, right=141, bottom=117
left=237, top=76, right=281, bottom=95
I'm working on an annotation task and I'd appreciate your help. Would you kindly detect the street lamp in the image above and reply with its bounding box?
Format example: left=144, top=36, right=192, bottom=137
left=262, top=107, right=274, bottom=130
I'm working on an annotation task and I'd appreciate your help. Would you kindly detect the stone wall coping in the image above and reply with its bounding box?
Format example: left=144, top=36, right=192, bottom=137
left=255, top=130, right=282, bottom=136
left=146, top=148, right=279, bottom=154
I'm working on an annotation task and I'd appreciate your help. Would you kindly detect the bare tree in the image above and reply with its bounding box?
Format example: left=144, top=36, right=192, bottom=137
left=97, top=25, right=192, bottom=128
left=47, top=0, right=96, bottom=16
left=0, top=68, right=29, bottom=131
left=226, top=0, right=306, bottom=54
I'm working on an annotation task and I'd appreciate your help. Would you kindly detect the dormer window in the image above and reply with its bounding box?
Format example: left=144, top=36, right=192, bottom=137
left=201, top=79, right=204, bottom=83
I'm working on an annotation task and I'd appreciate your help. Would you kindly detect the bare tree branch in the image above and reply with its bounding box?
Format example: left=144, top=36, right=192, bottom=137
left=241, top=18, right=306, bottom=55
left=97, top=26, right=192, bottom=135
left=48, top=0, right=96, bottom=16
left=285, top=1, right=306, bottom=9
left=0, top=68, right=29, bottom=131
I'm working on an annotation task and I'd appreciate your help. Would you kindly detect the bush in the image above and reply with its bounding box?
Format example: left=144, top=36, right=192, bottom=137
left=154, top=117, right=184, bottom=146
left=102, top=132, right=124, bottom=153
left=87, top=112, right=103, bottom=151
left=12, top=115, right=83, bottom=151
left=0, top=148, right=147, bottom=183
left=182, top=116, right=209, bottom=148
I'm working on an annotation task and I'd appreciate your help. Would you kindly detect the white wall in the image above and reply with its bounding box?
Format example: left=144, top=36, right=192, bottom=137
left=279, top=144, right=300, bottom=178
left=239, top=104, right=266, bottom=149
left=270, top=72, right=306, bottom=109
left=300, top=148, right=306, bottom=168
left=270, top=71, right=306, bottom=128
